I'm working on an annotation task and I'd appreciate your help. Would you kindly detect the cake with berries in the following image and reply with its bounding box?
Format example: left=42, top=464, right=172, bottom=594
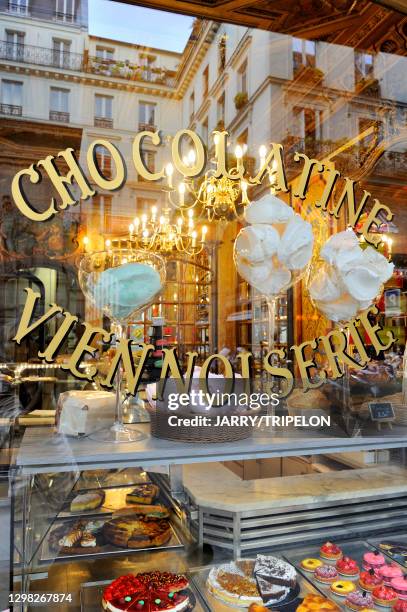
left=345, top=590, right=374, bottom=611
left=320, top=542, right=343, bottom=561
left=391, top=576, right=407, bottom=600
left=359, top=569, right=383, bottom=591
left=101, top=572, right=190, bottom=612
left=314, top=565, right=339, bottom=584
left=372, top=585, right=398, bottom=607
left=363, top=552, right=386, bottom=573
left=336, top=557, right=360, bottom=577
left=379, top=565, right=404, bottom=586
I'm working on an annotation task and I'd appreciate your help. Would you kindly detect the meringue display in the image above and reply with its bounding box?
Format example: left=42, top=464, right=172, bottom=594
left=309, top=230, right=394, bottom=323
left=93, top=262, right=163, bottom=322
left=234, top=193, right=314, bottom=297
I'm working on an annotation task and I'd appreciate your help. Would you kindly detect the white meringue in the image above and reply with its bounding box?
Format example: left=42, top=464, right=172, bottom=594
left=235, top=258, right=271, bottom=290
left=342, top=266, right=383, bottom=302
left=234, top=224, right=280, bottom=265
left=362, top=246, right=394, bottom=282
left=244, top=193, right=294, bottom=225
left=320, top=230, right=360, bottom=265
left=278, top=214, right=314, bottom=270
left=316, top=294, right=361, bottom=323
left=262, top=266, right=292, bottom=295
left=308, top=264, right=341, bottom=303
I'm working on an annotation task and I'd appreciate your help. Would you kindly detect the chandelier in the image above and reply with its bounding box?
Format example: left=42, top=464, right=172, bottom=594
left=125, top=205, right=207, bottom=256
left=164, top=133, right=277, bottom=222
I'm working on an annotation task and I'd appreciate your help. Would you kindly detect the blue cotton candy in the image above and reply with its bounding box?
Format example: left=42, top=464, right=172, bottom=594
left=93, top=262, right=162, bottom=321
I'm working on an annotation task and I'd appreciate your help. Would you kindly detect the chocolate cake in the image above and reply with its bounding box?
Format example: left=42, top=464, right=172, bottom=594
left=254, top=555, right=297, bottom=589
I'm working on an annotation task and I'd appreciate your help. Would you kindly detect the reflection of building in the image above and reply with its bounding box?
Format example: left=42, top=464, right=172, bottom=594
left=0, top=2, right=406, bottom=359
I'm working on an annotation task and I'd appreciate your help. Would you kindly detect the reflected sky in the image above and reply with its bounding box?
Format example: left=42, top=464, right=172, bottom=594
left=89, top=0, right=194, bottom=52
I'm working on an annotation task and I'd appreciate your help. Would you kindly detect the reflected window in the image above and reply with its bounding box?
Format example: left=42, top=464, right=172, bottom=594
left=293, top=37, right=316, bottom=73
left=189, top=90, right=195, bottom=123
left=238, top=59, right=247, bottom=95
left=8, top=0, right=28, bottom=14
left=202, top=65, right=209, bottom=97
left=138, top=151, right=155, bottom=182
left=94, top=146, right=112, bottom=180
left=202, top=117, right=208, bottom=144
left=139, top=53, right=156, bottom=81
left=91, top=194, right=112, bottom=233
left=218, top=34, right=226, bottom=74
left=138, top=101, right=156, bottom=130
left=1, top=79, right=22, bottom=115
left=55, top=0, right=75, bottom=22
left=95, top=94, right=113, bottom=127
left=96, top=46, right=114, bottom=61
left=217, top=92, right=225, bottom=126
left=355, top=51, right=374, bottom=81
left=5, top=30, right=24, bottom=60
left=52, top=38, right=71, bottom=68
left=50, top=87, right=69, bottom=122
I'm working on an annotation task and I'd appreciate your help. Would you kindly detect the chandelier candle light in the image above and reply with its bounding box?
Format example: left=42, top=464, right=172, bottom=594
left=164, top=131, right=278, bottom=222
left=127, top=205, right=207, bottom=256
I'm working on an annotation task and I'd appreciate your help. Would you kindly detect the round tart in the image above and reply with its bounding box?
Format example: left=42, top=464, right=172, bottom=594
left=337, top=557, right=360, bottom=577
left=300, top=558, right=323, bottom=573
left=345, top=590, right=374, bottom=611
left=321, top=542, right=343, bottom=561
left=379, top=565, right=404, bottom=586
left=248, top=605, right=269, bottom=612
left=359, top=570, right=383, bottom=591
left=391, top=576, right=407, bottom=600
left=331, top=580, right=357, bottom=597
left=102, top=572, right=190, bottom=612
left=372, top=585, right=398, bottom=607
left=393, top=601, right=407, bottom=612
left=315, top=565, right=339, bottom=584
left=103, top=516, right=171, bottom=549
left=363, top=552, right=386, bottom=572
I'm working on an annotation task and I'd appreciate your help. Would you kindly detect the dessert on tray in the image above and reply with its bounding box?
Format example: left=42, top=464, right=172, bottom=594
left=336, top=557, right=360, bottom=577
left=391, top=576, right=407, bottom=600
left=50, top=519, right=105, bottom=554
left=103, top=516, right=172, bottom=549
left=126, top=484, right=160, bottom=505
left=300, top=558, right=323, bottom=573
left=206, top=555, right=297, bottom=607
left=320, top=542, right=343, bottom=561
left=314, top=565, right=339, bottom=584
left=359, top=570, right=383, bottom=591
left=372, top=585, right=398, bottom=607
left=345, top=590, right=374, bottom=611
left=70, top=491, right=105, bottom=512
left=393, top=601, right=407, bottom=612
left=102, top=572, right=190, bottom=611
left=296, top=593, right=340, bottom=611
left=379, top=564, right=404, bottom=586
left=331, top=580, right=357, bottom=596
left=113, top=505, right=170, bottom=519
left=363, top=552, right=386, bottom=572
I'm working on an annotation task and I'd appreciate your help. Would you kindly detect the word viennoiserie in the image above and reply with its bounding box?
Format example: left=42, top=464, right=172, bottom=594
left=9, top=127, right=396, bottom=395
left=12, top=128, right=393, bottom=247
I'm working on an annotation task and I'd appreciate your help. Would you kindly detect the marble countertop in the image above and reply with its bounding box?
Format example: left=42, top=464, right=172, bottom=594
left=15, top=424, right=407, bottom=474
left=183, top=462, right=407, bottom=512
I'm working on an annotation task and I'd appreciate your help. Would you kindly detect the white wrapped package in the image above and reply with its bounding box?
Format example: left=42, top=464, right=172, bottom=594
left=278, top=214, right=314, bottom=270
left=244, top=193, right=295, bottom=224
left=56, top=390, right=116, bottom=437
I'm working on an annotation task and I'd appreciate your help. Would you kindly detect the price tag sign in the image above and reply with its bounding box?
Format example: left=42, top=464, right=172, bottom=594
left=384, top=288, right=401, bottom=316
left=369, top=402, right=395, bottom=422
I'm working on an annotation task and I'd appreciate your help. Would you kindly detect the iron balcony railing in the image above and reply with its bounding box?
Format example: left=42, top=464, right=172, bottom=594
left=0, top=103, right=22, bottom=116
left=0, top=41, right=83, bottom=71
left=49, top=110, right=70, bottom=123
left=94, top=116, right=113, bottom=128
left=0, top=42, right=178, bottom=88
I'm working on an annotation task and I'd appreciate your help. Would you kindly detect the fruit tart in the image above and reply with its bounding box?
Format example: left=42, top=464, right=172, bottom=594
left=363, top=552, right=386, bottom=572
left=359, top=569, right=383, bottom=591
left=336, top=557, right=359, bottom=577
left=379, top=565, right=404, bottom=586
left=321, top=542, right=343, bottom=561
left=345, top=590, right=374, bottom=611
left=393, top=601, right=407, bottom=612
left=372, top=585, right=398, bottom=607
left=314, top=565, right=339, bottom=584
left=391, top=576, right=407, bottom=601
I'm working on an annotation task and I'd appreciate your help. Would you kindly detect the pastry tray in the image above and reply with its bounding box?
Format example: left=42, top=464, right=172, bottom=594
left=368, top=535, right=407, bottom=568
left=284, top=539, right=406, bottom=610
left=190, top=561, right=321, bottom=611
left=58, top=485, right=149, bottom=519
left=38, top=520, right=184, bottom=564
left=74, top=467, right=151, bottom=492
left=80, top=576, right=210, bottom=611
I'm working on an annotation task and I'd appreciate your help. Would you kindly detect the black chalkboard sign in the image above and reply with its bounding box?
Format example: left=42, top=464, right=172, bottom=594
left=369, top=402, right=395, bottom=421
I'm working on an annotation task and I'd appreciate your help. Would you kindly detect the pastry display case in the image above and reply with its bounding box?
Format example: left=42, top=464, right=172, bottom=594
left=1, top=0, right=407, bottom=608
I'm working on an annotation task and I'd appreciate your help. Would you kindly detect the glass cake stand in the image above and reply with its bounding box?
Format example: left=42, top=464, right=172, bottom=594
left=78, top=248, right=166, bottom=443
